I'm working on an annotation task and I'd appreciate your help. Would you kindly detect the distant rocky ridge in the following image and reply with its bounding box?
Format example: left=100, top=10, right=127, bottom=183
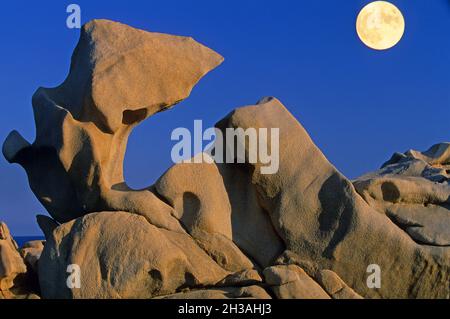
left=354, top=142, right=450, bottom=247
left=1, top=20, right=449, bottom=299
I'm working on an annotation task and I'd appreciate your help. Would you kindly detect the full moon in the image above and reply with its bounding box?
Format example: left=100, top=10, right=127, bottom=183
left=356, top=1, right=405, bottom=50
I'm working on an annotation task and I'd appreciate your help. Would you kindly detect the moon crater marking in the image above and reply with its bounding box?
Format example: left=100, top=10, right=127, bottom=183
left=356, top=1, right=405, bottom=50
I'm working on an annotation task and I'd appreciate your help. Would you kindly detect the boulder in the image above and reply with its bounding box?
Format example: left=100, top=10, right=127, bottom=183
left=20, top=240, right=44, bottom=274
left=191, top=230, right=256, bottom=272
left=354, top=143, right=450, bottom=246
left=19, top=239, right=45, bottom=293
left=0, top=222, right=40, bottom=299
left=216, top=269, right=263, bottom=287
left=263, top=265, right=301, bottom=286
left=0, top=222, right=27, bottom=291
left=263, top=265, right=330, bottom=299
left=315, top=270, right=363, bottom=299
left=216, top=97, right=450, bottom=298
left=38, top=212, right=229, bottom=299
left=154, top=154, right=272, bottom=271
left=155, top=154, right=233, bottom=240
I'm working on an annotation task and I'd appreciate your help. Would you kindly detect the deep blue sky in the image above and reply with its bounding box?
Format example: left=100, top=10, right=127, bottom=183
left=1, top=0, right=449, bottom=235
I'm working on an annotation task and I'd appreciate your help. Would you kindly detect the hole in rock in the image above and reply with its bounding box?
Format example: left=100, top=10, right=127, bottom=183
left=123, top=99, right=218, bottom=190
left=124, top=109, right=178, bottom=190
left=122, top=108, right=148, bottom=125
left=381, top=182, right=400, bottom=203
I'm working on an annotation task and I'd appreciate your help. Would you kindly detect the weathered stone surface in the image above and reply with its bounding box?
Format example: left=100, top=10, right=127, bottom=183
left=316, top=270, right=363, bottom=299
left=38, top=212, right=229, bottom=299
left=263, top=265, right=330, bottom=299
left=19, top=240, right=44, bottom=279
left=2, top=19, right=223, bottom=226
left=382, top=143, right=450, bottom=169
left=155, top=154, right=233, bottom=239
left=387, top=204, right=450, bottom=246
left=0, top=222, right=27, bottom=291
left=192, top=230, right=256, bottom=272
left=354, top=143, right=450, bottom=246
left=263, top=265, right=301, bottom=286
left=2, top=18, right=448, bottom=300
left=216, top=97, right=450, bottom=299
left=216, top=162, right=285, bottom=268
left=354, top=176, right=449, bottom=207
left=154, top=153, right=281, bottom=271
left=0, top=222, right=41, bottom=299
left=217, top=269, right=263, bottom=287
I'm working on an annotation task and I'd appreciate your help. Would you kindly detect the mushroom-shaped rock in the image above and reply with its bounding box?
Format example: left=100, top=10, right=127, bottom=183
left=2, top=19, right=223, bottom=225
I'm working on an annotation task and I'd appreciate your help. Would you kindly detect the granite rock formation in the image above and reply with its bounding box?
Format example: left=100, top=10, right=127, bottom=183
left=354, top=143, right=450, bottom=247
left=0, top=222, right=40, bottom=299
left=2, top=19, right=223, bottom=229
left=215, top=97, right=449, bottom=298
left=2, top=20, right=449, bottom=299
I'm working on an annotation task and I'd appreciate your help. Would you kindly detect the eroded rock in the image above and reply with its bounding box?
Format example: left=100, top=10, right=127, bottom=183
left=154, top=154, right=275, bottom=271
left=2, top=19, right=448, bottom=300
left=0, top=222, right=27, bottom=291
left=20, top=240, right=44, bottom=275
left=263, top=265, right=330, bottom=299
left=315, top=270, right=363, bottom=299
left=0, top=222, right=40, bottom=299
left=354, top=143, right=450, bottom=246
left=216, top=97, right=450, bottom=298
left=38, top=212, right=229, bottom=299
left=2, top=19, right=223, bottom=228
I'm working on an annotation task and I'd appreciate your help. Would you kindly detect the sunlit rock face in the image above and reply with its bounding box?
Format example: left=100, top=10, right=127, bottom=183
left=2, top=19, right=223, bottom=228
left=354, top=143, right=450, bottom=246
left=215, top=97, right=449, bottom=299
left=0, top=222, right=27, bottom=292
left=2, top=20, right=449, bottom=299
left=0, top=222, right=40, bottom=299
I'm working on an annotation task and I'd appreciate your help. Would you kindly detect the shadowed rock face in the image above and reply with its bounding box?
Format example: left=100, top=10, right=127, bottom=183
left=2, top=20, right=449, bottom=299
